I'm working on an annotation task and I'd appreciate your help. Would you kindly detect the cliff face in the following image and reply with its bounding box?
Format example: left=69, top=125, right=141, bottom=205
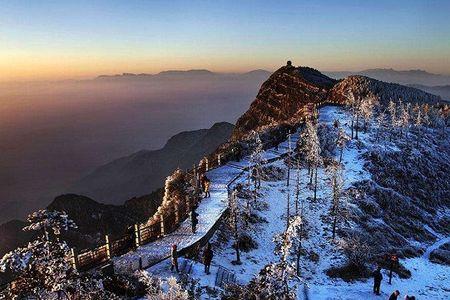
left=231, top=65, right=337, bottom=140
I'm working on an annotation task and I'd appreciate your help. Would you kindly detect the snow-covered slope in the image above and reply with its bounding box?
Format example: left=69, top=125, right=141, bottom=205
left=144, top=105, right=449, bottom=299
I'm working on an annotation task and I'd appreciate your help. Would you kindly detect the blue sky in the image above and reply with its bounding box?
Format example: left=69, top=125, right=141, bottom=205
left=1, top=0, right=449, bottom=80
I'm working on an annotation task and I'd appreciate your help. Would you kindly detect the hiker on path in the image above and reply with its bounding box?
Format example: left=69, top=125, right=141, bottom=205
left=372, top=266, right=383, bottom=295
left=200, top=174, right=211, bottom=198
left=191, top=208, right=199, bottom=234
left=203, top=242, right=214, bottom=274
left=170, top=244, right=179, bottom=273
left=389, top=290, right=400, bottom=300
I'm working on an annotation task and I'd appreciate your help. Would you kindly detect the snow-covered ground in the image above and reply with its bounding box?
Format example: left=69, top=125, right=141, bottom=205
left=143, top=106, right=450, bottom=299
left=114, top=129, right=301, bottom=274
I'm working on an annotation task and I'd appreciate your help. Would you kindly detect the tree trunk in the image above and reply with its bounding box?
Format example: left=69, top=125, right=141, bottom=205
left=351, top=117, right=354, bottom=139
left=313, top=167, right=318, bottom=202
left=233, top=211, right=241, bottom=264
left=286, top=192, right=290, bottom=231
left=332, top=214, right=337, bottom=240
left=339, top=147, right=344, bottom=163
left=355, top=113, right=359, bottom=139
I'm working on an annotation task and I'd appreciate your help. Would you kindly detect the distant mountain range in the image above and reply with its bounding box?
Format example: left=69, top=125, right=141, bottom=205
left=96, top=69, right=272, bottom=80
left=69, top=122, right=234, bottom=205
left=96, top=68, right=449, bottom=101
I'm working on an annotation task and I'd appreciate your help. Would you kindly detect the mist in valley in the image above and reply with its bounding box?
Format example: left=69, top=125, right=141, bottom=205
left=0, top=72, right=268, bottom=223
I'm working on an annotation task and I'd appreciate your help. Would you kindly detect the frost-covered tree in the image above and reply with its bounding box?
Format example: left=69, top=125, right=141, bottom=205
left=146, top=169, right=193, bottom=228
left=338, top=233, right=372, bottom=272
left=375, top=109, right=387, bottom=142
left=300, top=120, right=322, bottom=202
left=327, top=162, right=345, bottom=240
left=345, top=92, right=363, bottom=139
left=360, top=96, right=376, bottom=132
left=251, top=216, right=302, bottom=299
left=280, top=216, right=304, bottom=276
left=399, top=101, right=411, bottom=138
left=387, top=99, right=398, bottom=141
left=249, top=131, right=266, bottom=191
left=336, top=126, right=350, bottom=163
left=422, top=103, right=431, bottom=126
left=137, top=271, right=190, bottom=300
left=0, top=210, right=116, bottom=300
left=229, top=190, right=241, bottom=265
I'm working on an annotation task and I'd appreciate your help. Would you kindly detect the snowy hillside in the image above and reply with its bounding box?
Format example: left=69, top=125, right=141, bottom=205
left=2, top=65, right=449, bottom=299
left=141, top=105, right=449, bottom=299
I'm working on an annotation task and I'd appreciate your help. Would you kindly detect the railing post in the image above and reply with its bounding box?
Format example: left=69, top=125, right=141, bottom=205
left=134, top=224, right=141, bottom=248
left=71, top=248, right=79, bottom=270
left=205, top=157, right=209, bottom=171
left=105, top=235, right=112, bottom=259
left=160, top=214, right=165, bottom=236
left=218, top=154, right=222, bottom=166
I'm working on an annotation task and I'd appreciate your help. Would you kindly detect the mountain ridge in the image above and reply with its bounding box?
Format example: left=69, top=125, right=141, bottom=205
left=96, top=69, right=272, bottom=80
left=70, top=122, right=234, bottom=204
left=325, top=68, right=450, bottom=86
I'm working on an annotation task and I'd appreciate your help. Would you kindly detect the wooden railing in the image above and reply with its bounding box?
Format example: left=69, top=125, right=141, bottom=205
left=70, top=149, right=233, bottom=272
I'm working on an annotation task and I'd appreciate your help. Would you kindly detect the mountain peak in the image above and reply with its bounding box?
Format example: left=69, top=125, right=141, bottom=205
left=231, top=64, right=336, bottom=140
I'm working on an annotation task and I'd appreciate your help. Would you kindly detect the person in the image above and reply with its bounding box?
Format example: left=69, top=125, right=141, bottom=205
left=203, top=242, right=214, bottom=274
left=372, top=266, right=383, bottom=295
left=191, top=208, right=199, bottom=234
left=200, top=174, right=211, bottom=198
left=389, top=290, right=400, bottom=300
left=170, top=244, right=179, bottom=273
left=405, top=295, right=415, bottom=300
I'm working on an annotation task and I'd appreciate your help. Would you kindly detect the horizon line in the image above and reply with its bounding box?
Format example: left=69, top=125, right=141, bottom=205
left=1, top=66, right=449, bottom=84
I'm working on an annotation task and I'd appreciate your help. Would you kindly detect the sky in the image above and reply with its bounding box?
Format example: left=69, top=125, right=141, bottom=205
left=1, top=0, right=450, bottom=81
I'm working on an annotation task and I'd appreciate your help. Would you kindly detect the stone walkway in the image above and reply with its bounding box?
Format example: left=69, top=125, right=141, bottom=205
left=113, top=130, right=300, bottom=274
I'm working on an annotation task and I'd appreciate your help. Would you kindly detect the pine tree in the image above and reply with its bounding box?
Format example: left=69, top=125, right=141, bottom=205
left=0, top=210, right=117, bottom=299
left=387, top=99, right=397, bottom=141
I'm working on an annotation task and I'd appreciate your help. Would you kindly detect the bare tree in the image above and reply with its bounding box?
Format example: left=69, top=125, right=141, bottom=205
left=301, top=121, right=322, bottom=202
left=336, top=126, right=350, bottom=163
left=327, top=162, right=345, bottom=240
left=229, top=189, right=241, bottom=265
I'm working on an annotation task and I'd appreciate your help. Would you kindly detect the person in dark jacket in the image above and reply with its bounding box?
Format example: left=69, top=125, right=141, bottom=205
left=203, top=242, right=214, bottom=274
left=170, top=244, right=179, bottom=273
left=389, top=290, right=400, bottom=300
left=191, top=209, right=199, bottom=234
left=372, top=266, right=383, bottom=295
